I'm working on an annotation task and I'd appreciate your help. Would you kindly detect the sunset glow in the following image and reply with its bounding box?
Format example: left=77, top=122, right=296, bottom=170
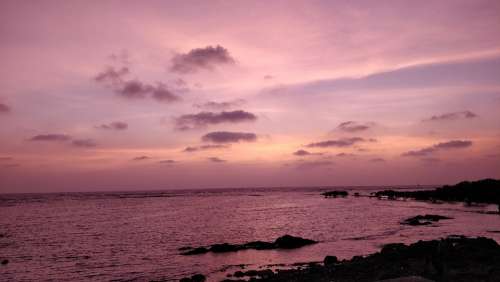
left=1, top=0, right=500, bottom=192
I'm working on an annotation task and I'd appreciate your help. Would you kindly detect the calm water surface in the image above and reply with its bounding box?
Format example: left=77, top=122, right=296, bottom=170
left=1, top=187, right=499, bottom=281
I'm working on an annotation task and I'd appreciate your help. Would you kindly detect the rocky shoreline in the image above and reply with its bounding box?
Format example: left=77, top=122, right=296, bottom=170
left=374, top=179, right=500, bottom=208
left=180, top=236, right=500, bottom=282
left=180, top=179, right=500, bottom=282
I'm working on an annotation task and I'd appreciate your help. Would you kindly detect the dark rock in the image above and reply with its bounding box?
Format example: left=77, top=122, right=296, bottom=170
left=210, top=243, right=241, bottom=253
left=324, top=255, right=338, bottom=266
left=237, top=236, right=500, bottom=281
left=1, top=259, right=8, bottom=265
left=322, top=190, right=349, bottom=198
left=181, top=247, right=209, bottom=255
left=375, top=179, right=500, bottom=205
left=243, top=241, right=275, bottom=250
left=401, top=214, right=452, bottom=226
left=181, top=235, right=317, bottom=255
left=274, top=235, right=317, bottom=249
left=179, top=273, right=206, bottom=282
left=233, top=271, right=244, bottom=277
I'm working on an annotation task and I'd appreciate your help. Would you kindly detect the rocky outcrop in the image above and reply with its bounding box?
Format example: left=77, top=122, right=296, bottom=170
left=322, top=190, right=348, bottom=198
left=179, top=274, right=205, bottom=282
left=180, top=235, right=317, bottom=255
left=374, top=179, right=500, bottom=205
left=220, top=236, right=500, bottom=282
left=401, top=214, right=453, bottom=226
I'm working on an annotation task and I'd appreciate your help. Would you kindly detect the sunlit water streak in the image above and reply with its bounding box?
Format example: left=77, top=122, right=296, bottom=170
left=1, top=187, right=499, bottom=281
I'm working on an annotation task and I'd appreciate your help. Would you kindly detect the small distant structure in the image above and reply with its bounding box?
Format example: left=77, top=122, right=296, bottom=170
left=322, top=190, right=348, bottom=198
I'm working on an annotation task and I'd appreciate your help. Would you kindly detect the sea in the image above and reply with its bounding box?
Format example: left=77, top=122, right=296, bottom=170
left=1, top=186, right=499, bottom=281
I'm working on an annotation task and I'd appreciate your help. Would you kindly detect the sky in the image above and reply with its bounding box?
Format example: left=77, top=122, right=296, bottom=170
left=1, top=0, right=500, bottom=192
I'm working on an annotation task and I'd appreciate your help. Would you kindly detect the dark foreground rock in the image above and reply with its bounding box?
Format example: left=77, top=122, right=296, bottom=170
left=181, top=235, right=317, bottom=255
left=180, top=274, right=207, bottom=282
left=374, top=179, right=500, bottom=206
left=322, top=190, right=348, bottom=198
left=179, top=274, right=205, bottom=282
left=220, top=236, right=500, bottom=282
left=401, top=214, right=453, bottom=226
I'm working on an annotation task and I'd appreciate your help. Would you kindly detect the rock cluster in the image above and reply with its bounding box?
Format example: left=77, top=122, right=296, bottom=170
left=400, top=214, right=453, bottom=226
left=321, top=190, right=348, bottom=198
left=180, top=235, right=317, bottom=255
left=374, top=179, right=500, bottom=205
left=218, top=236, right=500, bottom=282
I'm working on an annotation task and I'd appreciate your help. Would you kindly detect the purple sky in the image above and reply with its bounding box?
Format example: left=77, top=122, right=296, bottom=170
left=1, top=0, right=500, bottom=192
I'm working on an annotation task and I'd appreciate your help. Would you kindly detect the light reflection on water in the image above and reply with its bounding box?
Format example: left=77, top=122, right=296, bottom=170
left=0, top=187, right=499, bottom=281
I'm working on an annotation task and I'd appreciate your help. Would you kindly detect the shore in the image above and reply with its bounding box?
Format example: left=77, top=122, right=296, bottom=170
left=181, top=179, right=500, bottom=282
left=181, top=235, right=500, bottom=282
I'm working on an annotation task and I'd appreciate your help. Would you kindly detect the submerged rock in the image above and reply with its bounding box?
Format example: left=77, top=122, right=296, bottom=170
left=401, top=214, right=452, bottom=226
left=181, top=235, right=317, bottom=255
left=1, top=259, right=8, bottom=265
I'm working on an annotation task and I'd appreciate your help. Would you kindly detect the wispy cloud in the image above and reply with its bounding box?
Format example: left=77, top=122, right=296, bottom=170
left=402, top=140, right=472, bottom=157
left=29, top=134, right=71, bottom=142
left=175, top=110, right=257, bottom=130
left=96, top=121, right=128, bottom=130
left=307, top=137, right=375, bottom=148
left=208, top=157, right=227, bottom=163
left=170, top=45, right=235, bottom=73
left=193, top=99, right=246, bottom=110
left=293, top=149, right=323, bottom=156
left=337, top=121, right=373, bottom=132
left=72, top=139, right=97, bottom=148
left=183, top=144, right=229, bottom=152
left=336, top=152, right=356, bottom=157
left=202, top=131, right=257, bottom=143
left=132, top=156, right=151, bottom=161
left=423, top=110, right=478, bottom=122
left=95, top=65, right=180, bottom=102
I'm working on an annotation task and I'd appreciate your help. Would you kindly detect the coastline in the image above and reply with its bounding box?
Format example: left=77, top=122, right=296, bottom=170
left=180, top=179, right=500, bottom=282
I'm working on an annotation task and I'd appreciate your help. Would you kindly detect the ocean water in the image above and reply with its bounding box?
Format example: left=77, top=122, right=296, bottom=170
left=1, top=187, right=499, bottom=281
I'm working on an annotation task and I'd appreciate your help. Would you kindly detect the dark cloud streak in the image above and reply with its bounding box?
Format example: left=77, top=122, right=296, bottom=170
left=29, top=134, right=71, bottom=142
left=202, top=131, right=257, bottom=143
left=72, top=139, right=97, bottom=148
left=183, top=144, right=229, bottom=152
left=96, top=121, right=128, bottom=130
left=424, top=111, right=478, bottom=122
left=175, top=110, right=257, bottom=130
left=337, top=121, right=373, bottom=132
left=402, top=140, right=472, bottom=157
left=307, top=137, right=374, bottom=148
